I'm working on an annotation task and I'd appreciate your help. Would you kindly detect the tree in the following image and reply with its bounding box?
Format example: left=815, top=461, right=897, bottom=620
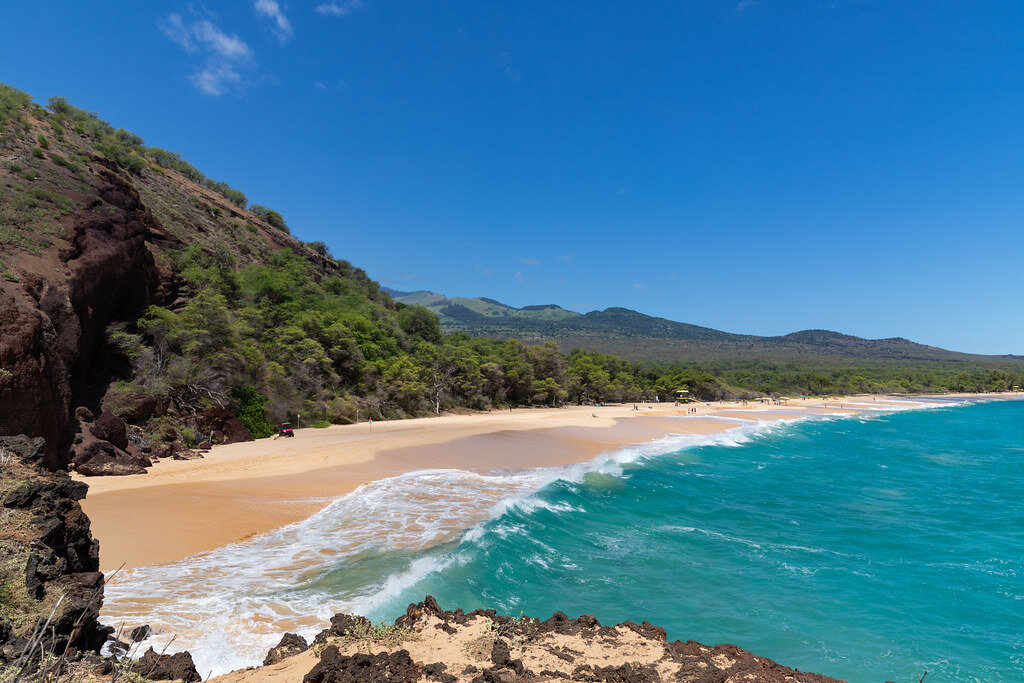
left=249, top=204, right=289, bottom=233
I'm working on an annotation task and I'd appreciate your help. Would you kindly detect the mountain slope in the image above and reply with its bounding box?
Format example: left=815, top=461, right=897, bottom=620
left=385, top=288, right=1017, bottom=365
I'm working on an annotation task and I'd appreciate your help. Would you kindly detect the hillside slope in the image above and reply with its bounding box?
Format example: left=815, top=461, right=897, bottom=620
left=0, top=86, right=397, bottom=470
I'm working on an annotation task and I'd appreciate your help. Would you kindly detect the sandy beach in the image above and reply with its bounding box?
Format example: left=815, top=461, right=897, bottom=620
left=78, top=395, right=918, bottom=571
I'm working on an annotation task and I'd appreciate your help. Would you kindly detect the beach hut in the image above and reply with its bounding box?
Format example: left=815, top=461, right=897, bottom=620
left=673, top=389, right=696, bottom=403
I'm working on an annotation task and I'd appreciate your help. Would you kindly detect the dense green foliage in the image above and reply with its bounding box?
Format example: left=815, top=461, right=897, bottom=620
left=229, top=386, right=275, bottom=438
left=109, top=244, right=1024, bottom=435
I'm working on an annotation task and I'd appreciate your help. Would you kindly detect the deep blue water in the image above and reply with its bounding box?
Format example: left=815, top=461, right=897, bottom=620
left=371, top=401, right=1024, bottom=682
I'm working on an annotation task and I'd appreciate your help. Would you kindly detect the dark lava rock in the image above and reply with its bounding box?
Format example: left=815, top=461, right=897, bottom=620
left=128, top=625, right=152, bottom=642
left=74, top=450, right=147, bottom=476
left=0, top=435, right=46, bottom=466
left=303, top=645, right=421, bottom=682
left=619, top=620, right=666, bottom=642
left=72, top=433, right=150, bottom=475
left=264, top=632, right=309, bottom=665
left=423, top=662, right=456, bottom=683
left=313, top=613, right=372, bottom=646
left=90, top=410, right=128, bottom=450
left=571, top=662, right=660, bottom=682
left=132, top=647, right=202, bottom=682
left=0, top=446, right=110, bottom=659
left=75, top=406, right=95, bottom=423
left=663, top=640, right=843, bottom=682
left=117, top=393, right=160, bottom=422
left=221, top=417, right=252, bottom=443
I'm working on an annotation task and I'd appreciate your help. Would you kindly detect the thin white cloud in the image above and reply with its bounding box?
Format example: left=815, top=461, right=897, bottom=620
left=499, top=51, right=523, bottom=83
left=192, top=63, right=244, bottom=96
left=315, top=80, right=328, bottom=89
left=632, top=282, right=648, bottom=291
left=161, top=12, right=255, bottom=96
left=254, top=0, right=293, bottom=43
left=316, top=0, right=364, bottom=17
left=736, top=0, right=764, bottom=13
left=521, top=258, right=540, bottom=266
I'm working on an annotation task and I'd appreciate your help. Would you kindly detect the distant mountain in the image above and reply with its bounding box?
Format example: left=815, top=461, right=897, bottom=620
left=384, top=288, right=1013, bottom=365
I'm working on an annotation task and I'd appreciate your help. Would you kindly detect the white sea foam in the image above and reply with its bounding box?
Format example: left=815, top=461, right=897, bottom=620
left=100, top=404, right=946, bottom=676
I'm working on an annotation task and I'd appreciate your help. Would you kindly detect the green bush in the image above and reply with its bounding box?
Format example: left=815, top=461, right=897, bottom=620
left=0, top=83, right=31, bottom=125
left=230, top=386, right=276, bottom=438
left=203, top=179, right=247, bottom=208
left=249, top=205, right=289, bottom=233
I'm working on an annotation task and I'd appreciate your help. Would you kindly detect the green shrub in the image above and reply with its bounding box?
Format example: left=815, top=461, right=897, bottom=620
left=249, top=205, right=289, bottom=233
left=179, top=427, right=197, bottom=448
left=36, top=134, right=49, bottom=149
left=202, top=178, right=247, bottom=208
left=0, top=83, right=31, bottom=125
left=230, top=386, right=276, bottom=438
left=311, top=419, right=331, bottom=429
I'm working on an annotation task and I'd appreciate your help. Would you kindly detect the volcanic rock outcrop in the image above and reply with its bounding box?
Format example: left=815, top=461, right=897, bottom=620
left=0, top=436, right=111, bottom=662
left=219, top=596, right=844, bottom=683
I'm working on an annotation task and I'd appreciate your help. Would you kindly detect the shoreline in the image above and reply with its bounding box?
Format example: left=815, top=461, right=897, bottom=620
left=78, top=394, right=957, bottom=571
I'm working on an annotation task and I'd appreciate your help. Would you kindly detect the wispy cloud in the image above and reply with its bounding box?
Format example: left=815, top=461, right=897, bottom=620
left=556, top=253, right=577, bottom=263
left=736, top=0, right=764, bottom=13
left=499, top=51, right=523, bottom=83
left=632, top=282, right=648, bottom=291
left=316, top=0, right=364, bottom=17
left=520, top=258, right=540, bottom=266
left=254, top=0, right=293, bottom=43
left=161, top=12, right=254, bottom=95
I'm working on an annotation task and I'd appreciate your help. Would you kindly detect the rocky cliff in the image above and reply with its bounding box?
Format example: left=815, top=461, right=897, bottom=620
left=0, top=90, right=318, bottom=473
left=0, top=436, right=110, bottom=664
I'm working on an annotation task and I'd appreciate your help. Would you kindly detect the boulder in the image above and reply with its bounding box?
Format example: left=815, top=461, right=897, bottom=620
left=72, top=436, right=150, bottom=475
left=264, top=632, right=309, bottom=665
left=131, top=647, right=201, bottom=682
left=220, top=418, right=252, bottom=444
left=116, top=394, right=159, bottom=422
left=89, top=410, right=128, bottom=450
left=74, top=451, right=147, bottom=476
left=303, top=646, right=420, bottom=683
left=74, top=406, right=95, bottom=422
left=128, top=625, right=152, bottom=643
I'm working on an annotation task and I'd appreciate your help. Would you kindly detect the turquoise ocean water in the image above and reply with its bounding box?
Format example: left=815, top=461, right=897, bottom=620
left=106, top=400, right=1024, bottom=680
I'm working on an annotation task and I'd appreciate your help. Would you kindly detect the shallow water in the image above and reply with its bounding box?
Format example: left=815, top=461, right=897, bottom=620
left=105, top=399, right=1024, bottom=681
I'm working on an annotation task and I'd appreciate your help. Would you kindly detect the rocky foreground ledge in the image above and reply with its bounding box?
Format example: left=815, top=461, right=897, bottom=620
left=206, top=596, right=841, bottom=683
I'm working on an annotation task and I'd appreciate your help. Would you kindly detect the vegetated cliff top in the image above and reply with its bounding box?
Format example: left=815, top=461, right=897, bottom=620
left=0, top=84, right=379, bottom=296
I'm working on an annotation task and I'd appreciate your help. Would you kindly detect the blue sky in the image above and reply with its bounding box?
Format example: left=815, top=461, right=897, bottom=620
left=2, top=1, right=1023, bottom=354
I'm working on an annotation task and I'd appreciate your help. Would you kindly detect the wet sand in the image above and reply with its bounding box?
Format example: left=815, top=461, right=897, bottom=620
left=78, top=396, right=930, bottom=571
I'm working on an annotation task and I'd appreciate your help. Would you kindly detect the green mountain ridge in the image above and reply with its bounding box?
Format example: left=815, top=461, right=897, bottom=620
left=383, top=287, right=1012, bottom=364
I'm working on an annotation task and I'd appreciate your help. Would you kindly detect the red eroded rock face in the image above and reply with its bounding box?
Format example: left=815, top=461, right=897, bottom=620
left=0, top=161, right=178, bottom=470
